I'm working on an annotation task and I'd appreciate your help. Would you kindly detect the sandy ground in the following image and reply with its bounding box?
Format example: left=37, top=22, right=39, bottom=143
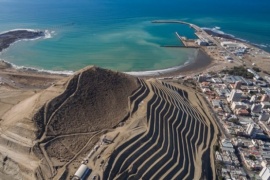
left=0, top=65, right=140, bottom=179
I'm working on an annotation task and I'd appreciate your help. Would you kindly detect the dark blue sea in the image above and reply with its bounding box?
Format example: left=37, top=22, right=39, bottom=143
left=0, top=0, right=269, bottom=72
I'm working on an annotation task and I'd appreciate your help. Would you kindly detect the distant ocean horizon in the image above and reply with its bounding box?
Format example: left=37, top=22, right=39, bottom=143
left=0, top=0, right=269, bottom=73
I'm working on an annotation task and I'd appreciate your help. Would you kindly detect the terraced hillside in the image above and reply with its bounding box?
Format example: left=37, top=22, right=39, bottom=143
left=0, top=66, right=218, bottom=179
left=87, top=79, right=218, bottom=180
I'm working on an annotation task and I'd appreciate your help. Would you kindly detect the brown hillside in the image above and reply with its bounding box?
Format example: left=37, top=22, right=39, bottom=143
left=0, top=66, right=139, bottom=179
left=37, top=66, right=139, bottom=138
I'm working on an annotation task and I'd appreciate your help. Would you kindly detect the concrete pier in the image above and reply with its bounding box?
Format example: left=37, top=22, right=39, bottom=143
left=175, top=32, right=198, bottom=48
left=151, top=20, right=202, bottom=32
left=175, top=32, right=188, bottom=46
left=161, top=45, right=198, bottom=48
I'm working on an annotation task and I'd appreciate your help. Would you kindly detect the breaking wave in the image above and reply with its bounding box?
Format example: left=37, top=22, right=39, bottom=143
left=0, top=28, right=54, bottom=41
left=1, top=60, right=74, bottom=75
left=125, top=58, right=192, bottom=76
left=202, top=26, right=270, bottom=49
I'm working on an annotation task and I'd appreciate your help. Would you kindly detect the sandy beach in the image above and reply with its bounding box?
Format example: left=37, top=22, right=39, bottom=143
left=0, top=47, right=215, bottom=84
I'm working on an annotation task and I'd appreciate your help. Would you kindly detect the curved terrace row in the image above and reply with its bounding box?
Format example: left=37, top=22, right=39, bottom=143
left=103, top=80, right=216, bottom=179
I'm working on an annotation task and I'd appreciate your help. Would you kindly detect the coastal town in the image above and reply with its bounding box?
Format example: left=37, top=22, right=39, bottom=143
left=174, top=22, right=270, bottom=179
left=150, top=20, right=270, bottom=180
left=0, top=20, right=270, bottom=179
left=197, top=67, right=270, bottom=180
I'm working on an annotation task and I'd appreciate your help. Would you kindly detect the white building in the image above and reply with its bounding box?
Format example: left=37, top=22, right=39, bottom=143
left=261, top=94, right=270, bottom=102
left=212, top=78, right=223, bottom=84
left=73, top=164, right=91, bottom=180
left=259, top=167, right=270, bottom=180
left=212, top=100, right=221, bottom=109
left=246, top=123, right=263, bottom=138
left=231, top=102, right=247, bottom=110
left=221, top=41, right=248, bottom=49
left=246, top=123, right=255, bottom=136
left=196, top=39, right=208, bottom=46
left=250, top=95, right=257, bottom=103
left=227, top=89, right=242, bottom=103
left=220, top=139, right=234, bottom=152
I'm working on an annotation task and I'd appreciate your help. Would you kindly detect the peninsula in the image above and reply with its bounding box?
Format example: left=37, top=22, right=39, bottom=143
left=0, top=29, right=45, bottom=52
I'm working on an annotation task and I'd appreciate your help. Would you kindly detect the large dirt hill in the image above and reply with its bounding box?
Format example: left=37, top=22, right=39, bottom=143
left=0, top=66, right=218, bottom=180
left=0, top=66, right=139, bottom=179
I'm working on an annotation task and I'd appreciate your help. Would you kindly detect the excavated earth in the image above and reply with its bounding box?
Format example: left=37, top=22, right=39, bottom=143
left=0, top=66, right=218, bottom=180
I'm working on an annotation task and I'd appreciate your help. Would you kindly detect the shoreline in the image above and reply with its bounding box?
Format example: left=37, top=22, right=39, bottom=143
left=0, top=27, right=213, bottom=78
left=0, top=47, right=213, bottom=79
left=126, top=48, right=214, bottom=78
left=1, top=20, right=269, bottom=80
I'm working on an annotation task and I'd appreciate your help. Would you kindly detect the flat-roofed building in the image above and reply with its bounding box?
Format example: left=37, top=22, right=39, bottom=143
left=234, top=81, right=242, bottom=89
left=212, top=78, right=223, bottom=84
left=262, top=95, right=270, bottom=102
left=251, top=104, right=262, bottom=113
left=259, top=167, right=270, bottom=180
left=221, top=41, right=248, bottom=49
left=197, top=75, right=206, bottom=82
left=262, top=102, right=270, bottom=109
left=259, top=113, right=270, bottom=121
left=227, top=89, right=242, bottom=103
left=231, top=102, right=247, bottom=110
left=235, top=108, right=249, bottom=116
left=215, top=88, right=231, bottom=99
left=220, top=138, right=234, bottom=152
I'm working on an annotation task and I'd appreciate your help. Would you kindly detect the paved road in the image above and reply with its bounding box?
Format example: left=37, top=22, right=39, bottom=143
left=200, top=94, right=230, bottom=138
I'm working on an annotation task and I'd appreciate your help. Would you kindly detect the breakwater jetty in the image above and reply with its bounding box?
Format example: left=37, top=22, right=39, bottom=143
left=152, top=20, right=200, bottom=48
left=152, top=20, right=202, bottom=32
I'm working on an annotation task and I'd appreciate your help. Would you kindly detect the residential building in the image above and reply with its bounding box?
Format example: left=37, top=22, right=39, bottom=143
left=246, top=123, right=256, bottom=137
left=215, top=88, right=231, bottom=99
left=261, top=95, right=270, bottom=102
left=259, top=113, right=270, bottom=121
left=246, top=123, right=263, bottom=138
left=212, top=78, right=223, bottom=84
left=212, top=100, right=222, bottom=109
left=235, top=108, right=249, bottom=116
left=259, top=167, right=270, bottom=180
left=231, top=102, right=247, bottom=110
left=197, top=75, right=206, bottom=82
left=227, top=89, right=242, bottom=103
left=220, top=139, right=234, bottom=152
left=262, top=102, right=270, bottom=109
left=251, top=104, right=262, bottom=113
left=234, top=81, right=242, bottom=89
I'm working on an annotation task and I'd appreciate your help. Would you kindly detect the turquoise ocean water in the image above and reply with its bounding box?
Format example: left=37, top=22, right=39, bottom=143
left=0, top=0, right=269, bottom=72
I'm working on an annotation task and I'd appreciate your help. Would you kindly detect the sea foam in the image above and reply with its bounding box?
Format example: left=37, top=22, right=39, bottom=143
left=125, top=60, right=191, bottom=76
left=1, top=60, right=74, bottom=75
